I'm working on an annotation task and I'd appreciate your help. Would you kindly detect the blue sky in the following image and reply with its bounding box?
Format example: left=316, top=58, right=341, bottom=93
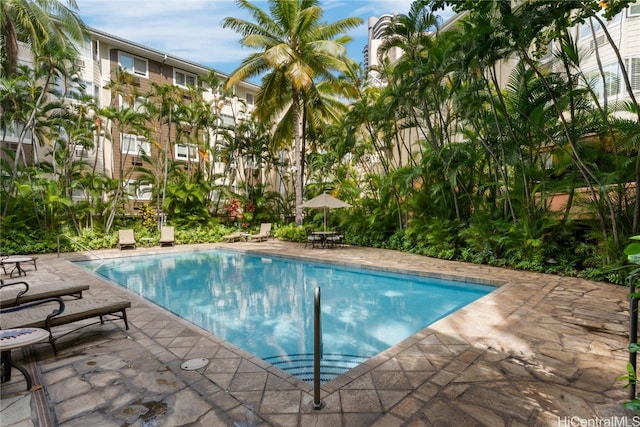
left=75, top=0, right=452, bottom=76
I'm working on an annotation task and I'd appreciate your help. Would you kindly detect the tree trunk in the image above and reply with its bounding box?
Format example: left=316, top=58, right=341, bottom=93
left=293, top=89, right=303, bottom=225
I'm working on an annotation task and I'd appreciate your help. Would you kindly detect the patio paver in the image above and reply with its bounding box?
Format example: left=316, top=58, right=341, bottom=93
left=0, top=241, right=635, bottom=426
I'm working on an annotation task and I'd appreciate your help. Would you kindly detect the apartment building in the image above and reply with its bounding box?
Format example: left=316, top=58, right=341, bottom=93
left=2, top=26, right=261, bottom=210
left=363, top=2, right=640, bottom=144
left=573, top=3, right=640, bottom=108
left=362, top=2, right=640, bottom=218
left=364, top=14, right=404, bottom=73
left=91, top=28, right=260, bottom=204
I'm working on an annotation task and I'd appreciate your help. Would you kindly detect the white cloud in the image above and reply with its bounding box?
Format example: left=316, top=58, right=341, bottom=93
left=75, top=0, right=450, bottom=74
left=77, top=0, right=252, bottom=72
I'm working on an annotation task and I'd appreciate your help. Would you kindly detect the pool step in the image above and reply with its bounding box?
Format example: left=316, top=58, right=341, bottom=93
left=263, top=353, right=369, bottom=383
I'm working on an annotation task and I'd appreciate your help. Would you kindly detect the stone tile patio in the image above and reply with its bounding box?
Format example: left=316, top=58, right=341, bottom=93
left=0, top=240, right=636, bottom=426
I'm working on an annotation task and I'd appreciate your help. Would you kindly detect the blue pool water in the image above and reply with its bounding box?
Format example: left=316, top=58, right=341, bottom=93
left=78, top=250, right=494, bottom=382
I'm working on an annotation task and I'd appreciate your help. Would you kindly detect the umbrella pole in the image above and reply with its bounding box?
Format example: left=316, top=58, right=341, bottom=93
left=324, top=207, right=327, bottom=231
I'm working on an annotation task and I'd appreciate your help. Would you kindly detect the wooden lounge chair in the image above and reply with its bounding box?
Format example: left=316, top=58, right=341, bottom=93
left=222, top=231, right=246, bottom=243
left=249, top=223, right=272, bottom=242
left=0, top=295, right=131, bottom=354
left=160, top=226, right=175, bottom=247
left=0, top=280, right=89, bottom=309
left=118, top=229, right=136, bottom=250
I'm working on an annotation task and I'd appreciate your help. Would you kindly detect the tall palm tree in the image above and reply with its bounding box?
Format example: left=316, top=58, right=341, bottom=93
left=1, top=0, right=86, bottom=76
left=223, top=0, right=361, bottom=225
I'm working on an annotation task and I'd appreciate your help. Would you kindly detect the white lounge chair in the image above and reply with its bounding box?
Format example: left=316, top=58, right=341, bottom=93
left=160, top=226, right=175, bottom=247
left=118, top=229, right=136, bottom=250
left=249, top=223, right=272, bottom=242
left=222, top=231, right=245, bottom=243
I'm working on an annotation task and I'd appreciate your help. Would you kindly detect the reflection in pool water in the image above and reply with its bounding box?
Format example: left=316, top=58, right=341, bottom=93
left=78, top=250, right=494, bottom=382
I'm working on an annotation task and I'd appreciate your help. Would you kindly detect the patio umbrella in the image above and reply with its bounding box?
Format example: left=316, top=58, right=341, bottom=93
left=299, top=193, right=351, bottom=231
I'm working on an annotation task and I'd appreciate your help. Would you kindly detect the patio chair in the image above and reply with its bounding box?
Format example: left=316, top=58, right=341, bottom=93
left=0, top=280, right=89, bottom=309
left=326, top=227, right=345, bottom=248
left=249, top=223, right=272, bottom=242
left=305, top=227, right=322, bottom=248
left=160, top=226, right=175, bottom=247
left=118, top=229, right=136, bottom=250
left=0, top=295, right=131, bottom=354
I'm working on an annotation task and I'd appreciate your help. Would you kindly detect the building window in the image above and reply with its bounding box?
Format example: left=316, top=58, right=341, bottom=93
left=629, top=57, right=640, bottom=92
left=125, top=180, right=152, bottom=200
left=74, top=38, right=92, bottom=59
left=586, top=63, right=621, bottom=99
left=119, top=95, right=146, bottom=113
left=1, top=119, right=33, bottom=143
left=118, top=52, right=148, bottom=77
left=175, top=144, right=199, bottom=162
left=72, top=187, right=88, bottom=200
left=73, top=145, right=94, bottom=159
left=92, top=40, right=99, bottom=61
left=174, top=69, right=197, bottom=88
left=121, top=133, right=150, bottom=155
left=603, top=64, right=620, bottom=97
left=629, top=2, right=640, bottom=17
left=246, top=93, right=254, bottom=105
left=53, top=76, right=90, bottom=102
left=218, top=114, right=235, bottom=128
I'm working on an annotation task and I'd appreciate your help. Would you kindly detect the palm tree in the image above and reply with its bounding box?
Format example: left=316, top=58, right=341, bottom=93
left=223, top=0, right=361, bottom=225
left=1, top=38, right=80, bottom=216
left=1, top=0, right=86, bottom=76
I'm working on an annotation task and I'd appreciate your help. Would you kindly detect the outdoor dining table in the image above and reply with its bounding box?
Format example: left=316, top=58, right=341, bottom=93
left=311, top=231, right=337, bottom=248
left=1, top=328, right=49, bottom=390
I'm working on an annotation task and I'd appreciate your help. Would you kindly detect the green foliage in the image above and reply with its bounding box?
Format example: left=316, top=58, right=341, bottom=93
left=75, top=228, right=117, bottom=250
left=244, top=186, right=283, bottom=228
left=1, top=224, right=74, bottom=255
left=620, top=361, right=640, bottom=411
left=404, top=217, right=463, bottom=259
left=273, top=224, right=306, bottom=243
left=138, top=204, right=157, bottom=232
left=385, top=229, right=407, bottom=251
left=163, top=169, right=213, bottom=226
left=1, top=0, right=638, bottom=287
left=344, top=196, right=397, bottom=248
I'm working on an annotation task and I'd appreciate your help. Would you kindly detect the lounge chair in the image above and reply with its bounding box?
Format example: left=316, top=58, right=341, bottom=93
left=249, top=223, right=272, bottom=242
left=118, top=229, right=136, bottom=250
left=160, top=226, right=175, bottom=247
left=0, top=280, right=89, bottom=309
left=222, top=231, right=246, bottom=243
left=0, top=295, right=131, bottom=354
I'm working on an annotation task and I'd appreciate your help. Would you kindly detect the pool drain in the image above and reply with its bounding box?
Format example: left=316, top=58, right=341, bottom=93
left=181, top=358, right=208, bottom=371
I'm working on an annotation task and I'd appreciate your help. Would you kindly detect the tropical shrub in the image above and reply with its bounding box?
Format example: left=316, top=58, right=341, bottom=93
left=273, top=224, right=306, bottom=243
left=139, top=204, right=158, bottom=232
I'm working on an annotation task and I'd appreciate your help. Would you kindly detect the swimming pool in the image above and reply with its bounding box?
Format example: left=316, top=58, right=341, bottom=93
left=78, top=249, right=494, bottom=382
